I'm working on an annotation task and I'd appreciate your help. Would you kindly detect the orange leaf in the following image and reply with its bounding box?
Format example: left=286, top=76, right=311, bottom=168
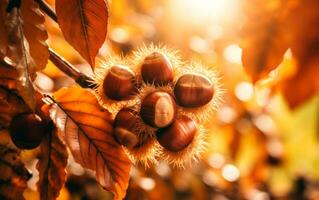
left=21, top=0, right=49, bottom=71
left=281, top=0, right=319, bottom=108
left=37, top=125, right=68, bottom=200
left=281, top=58, right=319, bottom=108
left=55, top=0, right=108, bottom=67
left=50, top=86, right=130, bottom=200
left=240, top=0, right=289, bottom=82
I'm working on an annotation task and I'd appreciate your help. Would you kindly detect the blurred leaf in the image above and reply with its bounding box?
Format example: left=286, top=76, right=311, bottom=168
left=281, top=0, right=319, bottom=108
left=37, top=124, right=68, bottom=200
left=50, top=86, right=131, bottom=200
left=281, top=57, right=319, bottom=108
left=0, top=144, right=31, bottom=200
left=21, top=0, right=49, bottom=71
left=241, top=0, right=289, bottom=82
left=5, top=7, right=36, bottom=110
left=55, top=0, right=108, bottom=67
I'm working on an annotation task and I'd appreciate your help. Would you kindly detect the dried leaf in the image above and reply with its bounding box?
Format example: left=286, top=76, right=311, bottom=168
left=0, top=0, right=8, bottom=58
left=0, top=143, right=31, bottom=200
left=21, top=0, right=49, bottom=71
left=55, top=0, right=108, bottom=67
left=0, top=58, right=18, bottom=90
left=50, top=86, right=131, bottom=200
left=241, top=0, right=289, bottom=82
left=37, top=124, right=68, bottom=200
left=5, top=7, right=36, bottom=110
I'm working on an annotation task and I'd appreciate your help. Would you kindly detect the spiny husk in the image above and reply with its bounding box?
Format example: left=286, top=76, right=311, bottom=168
left=136, top=83, right=174, bottom=103
left=94, top=55, right=138, bottom=116
left=159, top=124, right=207, bottom=168
left=174, top=62, right=224, bottom=123
left=130, top=43, right=183, bottom=83
left=120, top=107, right=159, bottom=167
left=124, top=137, right=161, bottom=168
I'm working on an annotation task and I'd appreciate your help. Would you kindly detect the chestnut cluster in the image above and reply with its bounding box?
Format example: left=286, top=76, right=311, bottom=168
left=95, top=45, right=221, bottom=166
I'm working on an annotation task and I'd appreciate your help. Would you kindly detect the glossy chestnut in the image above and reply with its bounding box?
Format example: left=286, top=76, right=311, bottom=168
left=174, top=73, right=214, bottom=107
left=156, top=115, right=196, bottom=152
left=103, top=65, right=136, bottom=100
left=113, top=108, right=140, bottom=148
left=9, top=113, right=47, bottom=149
left=141, top=52, right=174, bottom=86
left=140, top=91, right=176, bottom=128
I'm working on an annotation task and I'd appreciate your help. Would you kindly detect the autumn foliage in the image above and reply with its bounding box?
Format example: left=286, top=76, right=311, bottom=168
left=0, top=0, right=318, bottom=200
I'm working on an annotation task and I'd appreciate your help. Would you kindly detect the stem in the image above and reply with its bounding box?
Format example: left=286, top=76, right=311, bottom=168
left=34, top=0, right=57, bottom=22
left=35, top=0, right=97, bottom=89
left=49, top=48, right=96, bottom=89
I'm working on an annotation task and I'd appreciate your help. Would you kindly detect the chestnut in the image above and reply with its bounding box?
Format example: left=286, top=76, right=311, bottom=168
left=156, top=115, right=196, bottom=152
left=9, top=113, right=47, bottom=149
left=174, top=73, right=214, bottom=107
left=141, top=52, right=174, bottom=86
left=103, top=65, right=136, bottom=100
left=113, top=108, right=140, bottom=148
left=140, top=91, right=176, bottom=128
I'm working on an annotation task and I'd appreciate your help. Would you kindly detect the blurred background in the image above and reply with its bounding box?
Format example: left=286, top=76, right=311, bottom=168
left=26, top=0, right=319, bottom=199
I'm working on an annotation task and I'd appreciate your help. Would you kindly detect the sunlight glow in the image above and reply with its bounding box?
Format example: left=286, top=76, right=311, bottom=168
left=171, top=0, right=237, bottom=25
left=222, top=164, right=240, bottom=182
left=139, top=177, right=156, bottom=191
left=224, top=44, right=242, bottom=64
left=235, top=81, right=254, bottom=102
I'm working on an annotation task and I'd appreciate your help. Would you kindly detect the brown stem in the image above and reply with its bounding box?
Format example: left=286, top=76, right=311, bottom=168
left=34, top=0, right=57, bottom=22
left=49, top=48, right=96, bottom=89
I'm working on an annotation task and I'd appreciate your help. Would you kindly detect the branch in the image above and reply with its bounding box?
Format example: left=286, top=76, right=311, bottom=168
left=49, top=48, right=96, bottom=89
left=35, top=0, right=97, bottom=89
left=34, top=0, right=57, bottom=22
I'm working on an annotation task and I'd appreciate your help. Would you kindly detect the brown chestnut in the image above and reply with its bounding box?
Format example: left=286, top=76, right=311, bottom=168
left=174, top=73, right=214, bottom=107
left=113, top=108, right=140, bottom=148
left=103, top=65, right=136, bottom=100
left=156, top=115, right=196, bottom=152
left=140, top=91, right=176, bottom=128
left=9, top=113, right=47, bottom=149
left=141, top=52, right=174, bottom=86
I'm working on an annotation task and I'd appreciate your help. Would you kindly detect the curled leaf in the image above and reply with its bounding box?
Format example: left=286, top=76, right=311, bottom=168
left=55, top=0, right=108, bottom=67
left=50, top=86, right=131, bottom=200
left=37, top=124, right=68, bottom=200
left=5, top=7, right=36, bottom=110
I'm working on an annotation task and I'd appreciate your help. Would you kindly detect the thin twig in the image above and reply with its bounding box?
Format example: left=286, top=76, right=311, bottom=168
left=49, top=48, right=96, bottom=89
left=34, top=0, right=57, bottom=22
